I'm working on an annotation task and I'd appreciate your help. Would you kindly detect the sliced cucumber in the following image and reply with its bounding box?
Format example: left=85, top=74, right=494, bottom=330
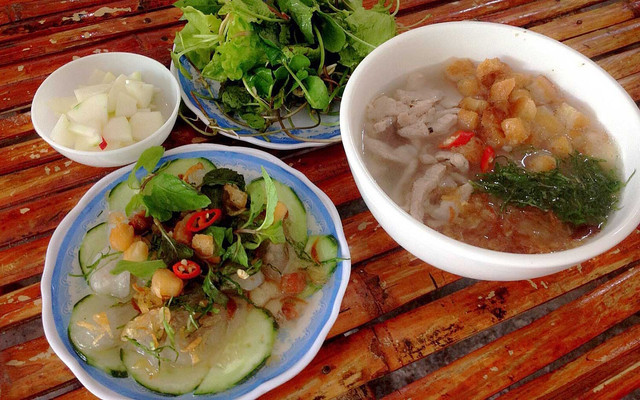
left=78, top=222, right=112, bottom=278
left=299, top=235, right=339, bottom=298
left=247, top=178, right=308, bottom=245
left=195, top=303, right=277, bottom=395
left=154, top=157, right=216, bottom=177
left=121, top=344, right=210, bottom=395
left=107, top=181, right=137, bottom=213
left=68, top=294, right=139, bottom=377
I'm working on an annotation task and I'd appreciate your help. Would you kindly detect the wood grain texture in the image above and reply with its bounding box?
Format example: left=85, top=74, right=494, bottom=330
left=0, top=7, right=182, bottom=66
left=259, top=229, right=640, bottom=400
left=0, top=235, right=49, bottom=287
left=0, top=282, right=41, bottom=330
left=529, top=1, right=639, bottom=41
left=478, top=0, right=603, bottom=26
left=328, top=249, right=460, bottom=338
left=397, top=0, right=534, bottom=28
left=383, top=266, right=640, bottom=400
left=0, top=183, right=91, bottom=247
left=0, top=111, right=33, bottom=142
left=563, top=18, right=640, bottom=58
left=597, top=46, right=640, bottom=80
left=0, top=158, right=112, bottom=210
left=0, top=0, right=175, bottom=44
left=0, top=336, right=76, bottom=399
left=498, top=323, right=640, bottom=400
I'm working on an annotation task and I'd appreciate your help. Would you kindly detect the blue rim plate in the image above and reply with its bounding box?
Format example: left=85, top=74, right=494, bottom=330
left=171, top=55, right=342, bottom=150
left=41, top=143, right=351, bottom=399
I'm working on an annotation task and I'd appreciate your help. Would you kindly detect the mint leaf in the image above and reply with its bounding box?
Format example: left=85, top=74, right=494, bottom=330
left=223, top=237, right=249, bottom=267
left=258, top=168, right=278, bottom=231
left=127, top=146, right=164, bottom=190
left=203, top=268, right=228, bottom=306
left=111, top=260, right=166, bottom=280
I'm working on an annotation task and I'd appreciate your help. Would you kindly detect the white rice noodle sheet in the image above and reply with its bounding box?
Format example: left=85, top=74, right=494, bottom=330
left=367, top=95, right=409, bottom=120
left=364, top=136, right=418, bottom=164
left=435, top=151, right=469, bottom=173
left=409, top=163, right=446, bottom=222
left=392, top=159, right=419, bottom=209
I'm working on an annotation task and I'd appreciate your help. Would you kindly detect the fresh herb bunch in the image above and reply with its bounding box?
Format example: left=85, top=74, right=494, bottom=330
left=171, top=0, right=397, bottom=131
left=472, top=152, right=626, bottom=226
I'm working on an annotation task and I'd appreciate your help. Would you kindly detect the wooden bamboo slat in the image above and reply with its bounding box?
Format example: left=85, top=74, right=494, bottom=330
left=597, top=47, right=640, bottom=80
left=563, top=18, right=640, bottom=58
left=259, top=228, right=640, bottom=400
left=498, top=323, right=640, bottom=399
left=383, top=266, right=640, bottom=399
left=0, top=111, right=33, bottom=142
left=0, top=336, right=77, bottom=399
left=0, top=0, right=175, bottom=45
left=528, top=0, right=640, bottom=41
left=0, top=235, right=49, bottom=288
left=1, top=2, right=639, bottom=399
left=478, top=0, right=604, bottom=26
left=0, top=7, right=182, bottom=65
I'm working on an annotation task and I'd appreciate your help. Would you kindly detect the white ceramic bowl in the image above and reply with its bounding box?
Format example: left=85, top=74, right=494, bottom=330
left=340, top=21, right=640, bottom=281
left=32, top=52, right=180, bottom=167
left=41, top=144, right=350, bottom=399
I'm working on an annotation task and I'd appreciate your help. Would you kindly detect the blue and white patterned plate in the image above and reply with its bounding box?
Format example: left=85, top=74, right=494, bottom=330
left=170, top=56, right=342, bottom=150
left=41, top=144, right=351, bottom=400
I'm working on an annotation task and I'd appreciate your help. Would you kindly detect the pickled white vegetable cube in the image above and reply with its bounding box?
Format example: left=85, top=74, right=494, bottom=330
left=115, top=92, right=138, bottom=118
left=125, top=80, right=154, bottom=108
left=69, top=120, right=101, bottom=141
left=47, top=96, right=77, bottom=115
left=103, top=116, right=133, bottom=143
left=74, top=134, right=101, bottom=151
left=74, top=83, right=111, bottom=103
left=102, top=71, right=116, bottom=84
left=87, top=69, right=107, bottom=85
left=50, top=114, right=75, bottom=148
left=129, top=71, right=142, bottom=81
left=67, top=93, right=108, bottom=126
left=129, top=111, right=164, bottom=141
left=107, top=74, right=128, bottom=113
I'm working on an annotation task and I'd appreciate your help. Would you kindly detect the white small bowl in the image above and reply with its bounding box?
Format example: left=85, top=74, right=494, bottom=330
left=32, top=52, right=180, bottom=167
left=340, top=21, right=640, bottom=281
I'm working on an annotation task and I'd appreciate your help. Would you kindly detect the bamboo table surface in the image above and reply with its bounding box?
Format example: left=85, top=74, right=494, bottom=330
left=1, top=0, right=640, bottom=399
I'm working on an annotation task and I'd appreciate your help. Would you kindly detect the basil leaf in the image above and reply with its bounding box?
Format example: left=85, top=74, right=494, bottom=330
left=110, top=260, right=166, bottom=280
left=127, top=146, right=164, bottom=189
left=202, top=167, right=247, bottom=190
left=142, top=173, right=211, bottom=221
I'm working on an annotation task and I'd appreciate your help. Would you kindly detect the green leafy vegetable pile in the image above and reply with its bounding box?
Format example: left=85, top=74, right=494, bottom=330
left=472, top=152, right=626, bottom=227
left=172, top=0, right=397, bottom=132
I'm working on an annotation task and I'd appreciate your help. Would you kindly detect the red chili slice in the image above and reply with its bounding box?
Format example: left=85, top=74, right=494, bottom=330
left=186, top=209, right=222, bottom=232
left=481, top=145, right=496, bottom=172
left=99, top=137, right=108, bottom=150
left=172, top=259, right=201, bottom=280
left=439, top=130, right=475, bottom=149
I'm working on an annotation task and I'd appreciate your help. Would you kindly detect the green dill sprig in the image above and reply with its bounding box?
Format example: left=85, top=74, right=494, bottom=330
left=472, top=152, right=627, bottom=226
